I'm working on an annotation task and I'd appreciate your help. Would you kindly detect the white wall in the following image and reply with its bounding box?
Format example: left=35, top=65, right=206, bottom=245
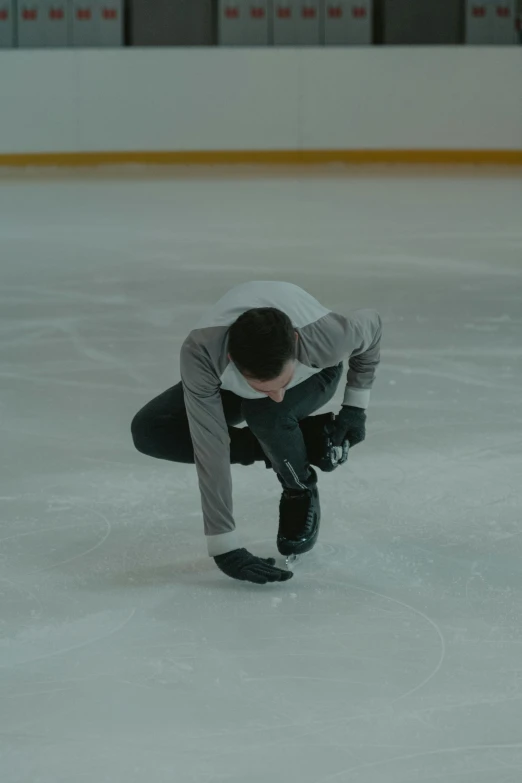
left=0, top=48, right=521, bottom=154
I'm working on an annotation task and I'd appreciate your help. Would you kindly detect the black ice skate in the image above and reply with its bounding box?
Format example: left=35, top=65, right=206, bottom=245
left=277, top=468, right=320, bottom=557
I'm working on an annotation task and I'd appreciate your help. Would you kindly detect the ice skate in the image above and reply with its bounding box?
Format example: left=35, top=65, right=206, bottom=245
left=277, top=468, right=320, bottom=557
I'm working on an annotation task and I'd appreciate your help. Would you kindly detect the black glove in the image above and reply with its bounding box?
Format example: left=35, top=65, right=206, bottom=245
left=214, top=548, right=293, bottom=584
left=331, top=405, right=367, bottom=448
left=300, top=413, right=348, bottom=472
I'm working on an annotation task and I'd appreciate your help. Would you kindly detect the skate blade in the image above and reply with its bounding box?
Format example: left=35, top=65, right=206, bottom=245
left=285, top=554, right=300, bottom=568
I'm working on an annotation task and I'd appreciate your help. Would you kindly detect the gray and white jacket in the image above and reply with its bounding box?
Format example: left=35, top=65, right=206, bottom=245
left=180, top=281, right=382, bottom=556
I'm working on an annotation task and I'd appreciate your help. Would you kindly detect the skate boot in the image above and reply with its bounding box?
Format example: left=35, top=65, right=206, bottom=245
left=300, top=413, right=349, bottom=472
left=277, top=468, right=320, bottom=557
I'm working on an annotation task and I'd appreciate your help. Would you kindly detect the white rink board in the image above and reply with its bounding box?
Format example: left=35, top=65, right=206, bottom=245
left=0, top=48, right=521, bottom=154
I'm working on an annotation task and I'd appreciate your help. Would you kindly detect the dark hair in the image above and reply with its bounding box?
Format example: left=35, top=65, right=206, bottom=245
left=228, top=308, right=296, bottom=381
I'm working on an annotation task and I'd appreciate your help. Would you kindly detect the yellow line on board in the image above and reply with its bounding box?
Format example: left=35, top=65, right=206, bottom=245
left=0, top=150, right=521, bottom=167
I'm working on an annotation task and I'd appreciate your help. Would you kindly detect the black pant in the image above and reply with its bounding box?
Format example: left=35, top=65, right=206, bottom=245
left=131, top=364, right=343, bottom=490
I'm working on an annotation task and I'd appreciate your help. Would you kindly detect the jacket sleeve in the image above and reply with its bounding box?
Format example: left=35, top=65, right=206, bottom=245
left=180, top=335, right=240, bottom=557
left=301, top=309, right=382, bottom=409
left=342, top=309, right=382, bottom=408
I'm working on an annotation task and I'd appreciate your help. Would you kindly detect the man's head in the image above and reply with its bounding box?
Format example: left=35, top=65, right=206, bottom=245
left=228, top=308, right=297, bottom=402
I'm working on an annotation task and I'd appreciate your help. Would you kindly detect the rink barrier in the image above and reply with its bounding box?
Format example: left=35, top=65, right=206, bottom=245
left=1, top=150, right=522, bottom=167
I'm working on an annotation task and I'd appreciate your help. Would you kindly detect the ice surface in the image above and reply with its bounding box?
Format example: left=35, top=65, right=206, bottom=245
left=1, top=166, right=522, bottom=783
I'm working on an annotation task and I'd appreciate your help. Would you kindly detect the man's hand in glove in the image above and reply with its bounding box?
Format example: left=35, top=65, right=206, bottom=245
left=331, top=405, right=367, bottom=448
left=214, top=548, right=293, bottom=584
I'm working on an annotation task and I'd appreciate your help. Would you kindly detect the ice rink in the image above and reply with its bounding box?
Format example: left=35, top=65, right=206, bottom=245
left=1, top=166, right=522, bottom=783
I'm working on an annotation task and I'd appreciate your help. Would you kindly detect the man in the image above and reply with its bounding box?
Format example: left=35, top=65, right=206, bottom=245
left=131, top=281, right=382, bottom=585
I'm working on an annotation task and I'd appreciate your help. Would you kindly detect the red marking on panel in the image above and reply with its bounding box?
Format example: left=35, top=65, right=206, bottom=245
left=76, top=8, right=92, bottom=20
left=328, top=6, right=343, bottom=18
left=302, top=6, right=317, bottom=19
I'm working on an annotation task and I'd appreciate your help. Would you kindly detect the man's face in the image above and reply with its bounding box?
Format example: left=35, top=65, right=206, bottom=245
left=245, top=360, right=296, bottom=403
